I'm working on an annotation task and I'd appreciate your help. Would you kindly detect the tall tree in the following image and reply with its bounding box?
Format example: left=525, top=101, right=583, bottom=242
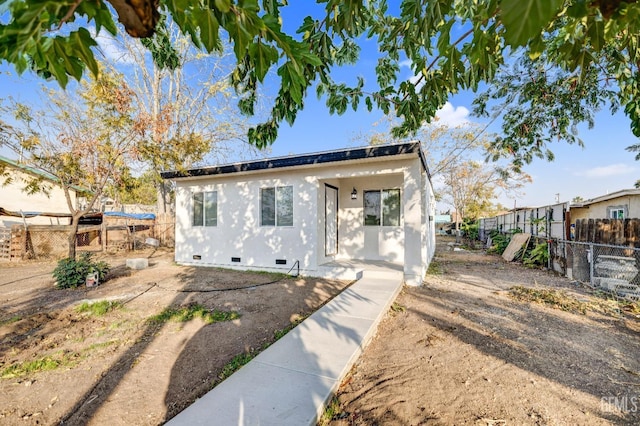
left=99, top=23, right=260, bottom=212
left=356, top=112, right=526, bottom=216
left=356, top=114, right=486, bottom=178
left=473, top=50, right=622, bottom=170
left=0, top=71, right=140, bottom=258
left=443, top=160, right=530, bottom=231
left=1, top=1, right=640, bottom=160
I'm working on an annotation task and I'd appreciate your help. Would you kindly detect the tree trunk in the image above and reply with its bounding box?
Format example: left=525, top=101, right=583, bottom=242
left=157, top=183, right=167, bottom=214
left=68, top=214, right=81, bottom=259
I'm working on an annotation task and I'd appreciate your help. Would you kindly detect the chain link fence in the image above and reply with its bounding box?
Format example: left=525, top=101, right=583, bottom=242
left=4, top=220, right=175, bottom=261
left=551, top=239, right=640, bottom=301
left=0, top=226, right=10, bottom=260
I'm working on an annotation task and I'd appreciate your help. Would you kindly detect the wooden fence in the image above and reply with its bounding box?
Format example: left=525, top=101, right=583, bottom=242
left=574, top=218, right=640, bottom=247
left=6, top=215, right=175, bottom=261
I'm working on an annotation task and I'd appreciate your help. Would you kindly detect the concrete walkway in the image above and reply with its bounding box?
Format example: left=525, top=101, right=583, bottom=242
left=167, top=266, right=404, bottom=426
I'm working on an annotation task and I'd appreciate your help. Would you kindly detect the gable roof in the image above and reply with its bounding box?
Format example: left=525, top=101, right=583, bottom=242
left=161, top=142, right=430, bottom=180
left=571, top=188, right=640, bottom=207
left=0, top=155, right=59, bottom=182
left=0, top=155, right=90, bottom=194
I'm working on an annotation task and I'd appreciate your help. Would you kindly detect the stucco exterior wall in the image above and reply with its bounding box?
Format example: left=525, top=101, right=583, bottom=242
left=173, top=155, right=434, bottom=285
left=334, top=173, right=405, bottom=263
left=174, top=168, right=318, bottom=271
left=0, top=169, right=76, bottom=227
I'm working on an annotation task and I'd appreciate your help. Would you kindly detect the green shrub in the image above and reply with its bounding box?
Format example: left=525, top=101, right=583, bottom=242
left=523, top=240, right=549, bottom=267
left=487, top=231, right=510, bottom=255
left=461, top=221, right=479, bottom=240
left=53, top=252, right=110, bottom=289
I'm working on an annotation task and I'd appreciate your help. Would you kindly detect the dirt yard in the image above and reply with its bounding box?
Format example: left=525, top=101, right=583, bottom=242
left=0, top=249, right=351, bottom=425
left=328, top=239, right=640, bottom=425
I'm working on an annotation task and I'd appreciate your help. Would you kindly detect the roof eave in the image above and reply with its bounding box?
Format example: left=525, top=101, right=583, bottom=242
left=161, top=142, right=428, bottom=180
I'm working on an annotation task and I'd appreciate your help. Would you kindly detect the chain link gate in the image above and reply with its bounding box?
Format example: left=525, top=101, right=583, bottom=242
left=557, top=240, right=640, bottom=301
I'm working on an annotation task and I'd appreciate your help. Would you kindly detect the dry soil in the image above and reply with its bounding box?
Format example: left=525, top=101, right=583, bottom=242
left=328, top=241, right=640, bottom=425
left=0, top=249, right=351, bottom=425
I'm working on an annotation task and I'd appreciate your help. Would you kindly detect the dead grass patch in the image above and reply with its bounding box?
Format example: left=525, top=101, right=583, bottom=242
left=509, top=286, right=591, bottom=314
left=508, top=285, right=637, bottom=318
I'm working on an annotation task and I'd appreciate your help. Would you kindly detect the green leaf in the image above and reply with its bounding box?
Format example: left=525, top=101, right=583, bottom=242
left=68, top=28, right=98, bottom=77
left=249, top=41, right=278, bottom=83
left=197, top=9, right=221, bottom=52
left=501, top=0, right=563, bottom=47
left=587, top=17, right=604, bottom=52
left=214, top=0, right=231, bottom=13
left=365, top=96, right=373, bottom=112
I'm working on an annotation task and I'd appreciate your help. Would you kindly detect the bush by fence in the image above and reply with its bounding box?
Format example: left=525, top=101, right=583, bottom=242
left=481, top=214, right=640, bottom=302
left=479, top=202, right=569, bottom=242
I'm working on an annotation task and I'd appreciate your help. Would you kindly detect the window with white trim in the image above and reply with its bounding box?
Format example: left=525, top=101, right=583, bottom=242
left=364, top=189, right=401, bottom=226
left=610, top=208, right=625, bottom=219
left=192, top=191, right=217, bottom=226
left=260, top=186, right=293, bottom=226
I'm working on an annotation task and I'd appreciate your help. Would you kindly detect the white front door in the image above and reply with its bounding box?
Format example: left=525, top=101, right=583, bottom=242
left=325, top=184, right=338, bottom=256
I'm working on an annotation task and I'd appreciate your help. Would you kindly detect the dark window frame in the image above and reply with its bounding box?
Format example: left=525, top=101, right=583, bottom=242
left=260, top=185, right=294, bottom=227
left=192, top=191, right=218, bottom=227
left=363, top=188, right=401, bottom=227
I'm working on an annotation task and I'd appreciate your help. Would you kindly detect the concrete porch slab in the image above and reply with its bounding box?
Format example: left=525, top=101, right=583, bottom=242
left=314, top=259, right=403, bottom=282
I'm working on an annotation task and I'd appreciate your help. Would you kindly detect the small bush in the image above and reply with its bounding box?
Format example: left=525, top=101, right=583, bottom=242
left=319, top=396, right=345, bottom=425
left=461, top=221, right=479, bottom=240
left=1, top=352, right=78, bottom=378
left=523, top=240, right=549, bottom=268
left=2, top=357, right=61, bottom=378
left=53, top=253, right=110, bottom=289
left=487, top=231, right=510, bottom=255
left=509, top=286, right=587, bottom=314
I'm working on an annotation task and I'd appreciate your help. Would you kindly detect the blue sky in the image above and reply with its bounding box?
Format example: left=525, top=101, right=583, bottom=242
left=1, top=4, right=639, bottom=212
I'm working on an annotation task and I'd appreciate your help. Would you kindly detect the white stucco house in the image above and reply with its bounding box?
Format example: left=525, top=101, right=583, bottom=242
left=161, top=142, right=436, bottom=286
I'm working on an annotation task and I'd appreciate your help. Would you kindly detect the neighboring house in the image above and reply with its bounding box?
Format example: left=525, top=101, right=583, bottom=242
left=0, top=156, right=81, bottom=227
left=570, top=188, right=640, bottom=222
left=162, top=142, right=437, bottom=286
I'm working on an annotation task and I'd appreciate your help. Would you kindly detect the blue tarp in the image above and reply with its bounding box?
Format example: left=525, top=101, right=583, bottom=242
left=103, top=212, right=156, bottom=220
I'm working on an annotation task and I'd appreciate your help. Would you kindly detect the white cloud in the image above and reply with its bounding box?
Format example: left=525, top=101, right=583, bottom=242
left=575, top=163, right=636, bottom=178
left=399, top=62, right=472, bottom=127
left=432, top=102, right=470, bottom=127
